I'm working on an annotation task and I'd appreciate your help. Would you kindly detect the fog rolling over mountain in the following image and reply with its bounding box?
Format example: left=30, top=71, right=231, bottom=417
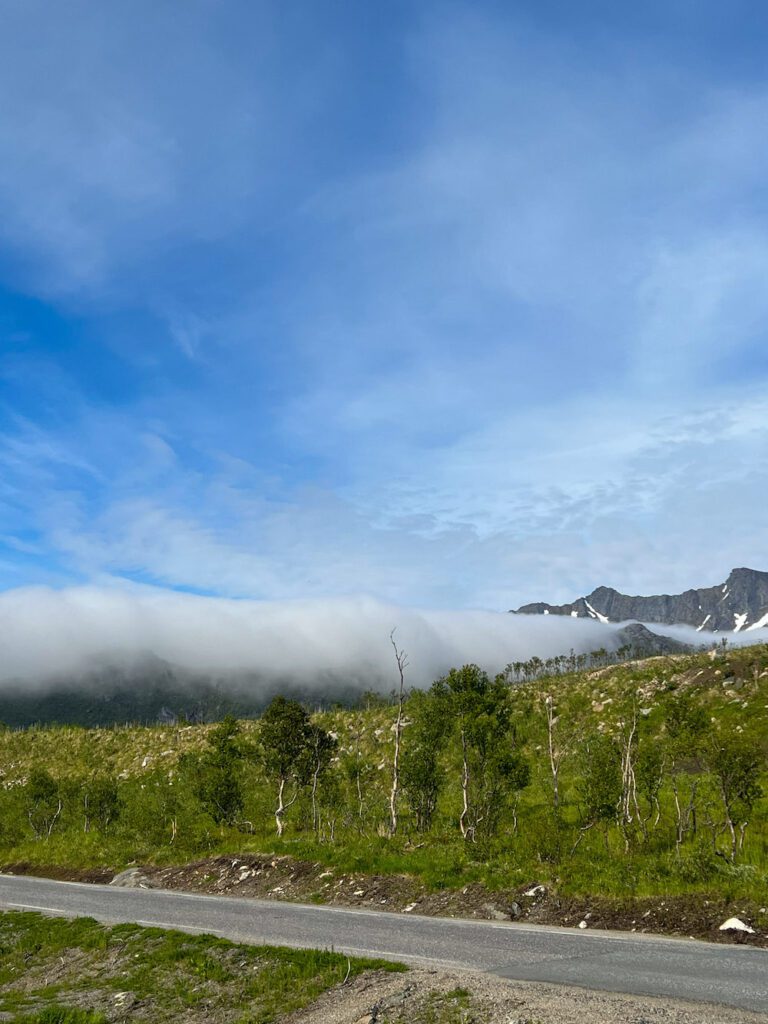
left=515, top=567, right=768, bottom=634
left=0, top=622, right=694, bottom=728
left=0, top=579, right=761, bottom=727
left=0, top=584, right=661, bottom=688
left=0, top=583, right=714, bottom=726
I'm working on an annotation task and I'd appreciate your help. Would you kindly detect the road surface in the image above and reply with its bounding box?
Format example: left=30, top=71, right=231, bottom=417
left=0, top=873, right=766, bottom=1014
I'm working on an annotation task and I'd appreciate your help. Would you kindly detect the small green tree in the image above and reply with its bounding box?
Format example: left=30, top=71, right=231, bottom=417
left=119, top=771, right=198, bottom=847
left=340, top=711, right=375, bottom=826
left=400, top=690, right=450, bottom=832
left=663, top=691, right=708, bottom=850
left=258, top=696, right=312, bottom=836
left=635, top=739, right=664, bottom=835
left=82, top=776, right=121, bottom=833
left=182, top=715, right=244, bottom=827
left=572, top=733, right=621, bottom=853
left=709, top=738, right=762, bottom=862
left=302, top=723, right=338, bottom=833
left=433, top=665, right=529, bottom=841
left=26, top=768, right=62, bottom=839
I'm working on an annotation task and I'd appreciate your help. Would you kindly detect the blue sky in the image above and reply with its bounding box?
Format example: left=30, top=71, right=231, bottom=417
left=2, top=0, right=768, bottom=610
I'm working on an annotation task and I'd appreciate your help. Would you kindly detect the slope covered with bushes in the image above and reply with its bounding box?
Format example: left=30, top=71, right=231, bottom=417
left=1, top=643, right=767, bottom=911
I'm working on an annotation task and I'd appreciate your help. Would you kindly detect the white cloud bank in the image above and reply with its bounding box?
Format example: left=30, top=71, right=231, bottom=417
left=0, top=584, right=758, bottom=690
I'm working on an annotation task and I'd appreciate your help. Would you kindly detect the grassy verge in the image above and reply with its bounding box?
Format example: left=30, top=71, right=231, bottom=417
left=4, top=820, right=767, bottom=905
left=0, top=911, right=405, bottom=1023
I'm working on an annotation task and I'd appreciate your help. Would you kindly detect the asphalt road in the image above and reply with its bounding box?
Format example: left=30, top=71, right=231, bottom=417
left=1, top=873, right=767, bottom=1014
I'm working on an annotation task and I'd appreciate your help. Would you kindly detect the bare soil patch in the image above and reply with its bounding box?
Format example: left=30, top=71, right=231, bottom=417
left=2, top=861, right=114, bottom=883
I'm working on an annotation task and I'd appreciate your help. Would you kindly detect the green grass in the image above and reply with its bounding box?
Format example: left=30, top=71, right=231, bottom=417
left=13, top=1009, right=108, bottom=1024
left=0, top=911, right=405, bottom=1023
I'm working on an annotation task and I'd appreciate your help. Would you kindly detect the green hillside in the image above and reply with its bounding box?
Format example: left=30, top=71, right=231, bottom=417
left=1, top=642, right=767, bottom=916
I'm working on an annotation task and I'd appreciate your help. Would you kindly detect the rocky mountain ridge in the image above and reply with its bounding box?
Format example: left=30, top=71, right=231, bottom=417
left=515, top=566, right=768, bottom=632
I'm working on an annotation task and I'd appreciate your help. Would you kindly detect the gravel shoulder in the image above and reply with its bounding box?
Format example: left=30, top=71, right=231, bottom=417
left=287, top=966, right=768, bottom=1023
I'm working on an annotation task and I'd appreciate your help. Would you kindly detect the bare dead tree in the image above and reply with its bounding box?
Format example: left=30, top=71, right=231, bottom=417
left=459, top=726, right=471, bottom=840
left=617, top=710, right=641, bottom=850
left=672, top=775, right=700, bottom=853
left=352, top=717, right=366, bottom=823
left=389, top=629, right=409, bottom=836
left=28, top=798, right=62, bottom=840
left=544, top=695, right=562, bottom=811
left=275, top=776, right=300, bottom=837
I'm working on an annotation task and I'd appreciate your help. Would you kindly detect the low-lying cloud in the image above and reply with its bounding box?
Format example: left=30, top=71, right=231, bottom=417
left=0, top=584, right=760, bottom=691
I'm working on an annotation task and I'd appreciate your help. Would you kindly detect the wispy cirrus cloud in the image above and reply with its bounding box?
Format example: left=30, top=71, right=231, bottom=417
left=0, top=2, right=767, bottom=617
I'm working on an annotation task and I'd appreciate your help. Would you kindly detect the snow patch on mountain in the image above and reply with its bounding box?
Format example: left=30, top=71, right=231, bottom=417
left=747, top=611, right=768, bottom=631
left=585, top=600, right=609, bottom=624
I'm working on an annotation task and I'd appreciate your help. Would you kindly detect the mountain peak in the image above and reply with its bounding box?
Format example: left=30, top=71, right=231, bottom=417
left=514, top=568, right=768, bottom=632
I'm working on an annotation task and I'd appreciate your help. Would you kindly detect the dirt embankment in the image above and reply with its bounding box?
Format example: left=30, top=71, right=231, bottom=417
left=2, top=862, right=115, bottom=883
left=5, top=853, right=766, bottom=947
left=81, top=853, right=767, bottom=947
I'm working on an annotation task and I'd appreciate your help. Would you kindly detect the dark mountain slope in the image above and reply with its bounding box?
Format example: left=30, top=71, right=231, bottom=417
left=0, top=654, right=373, bottom=728
left=614, top=622, right=692, bottom=655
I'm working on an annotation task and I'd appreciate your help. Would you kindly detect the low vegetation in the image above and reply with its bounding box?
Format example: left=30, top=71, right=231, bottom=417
left=0, top=910, right=403, bottom=1022
left=1, top=642, right=767, bottom=911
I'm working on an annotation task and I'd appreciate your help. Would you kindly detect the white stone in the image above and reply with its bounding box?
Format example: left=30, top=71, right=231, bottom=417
left=719, top=917, right=755, bottom=934
left=578, top=920, right=588, bottom=929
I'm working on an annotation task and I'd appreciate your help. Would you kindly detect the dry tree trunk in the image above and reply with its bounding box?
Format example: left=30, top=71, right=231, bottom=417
left=672, top=775, right=699, bottom=853
left=545, top=696, right=560, bottom=810
left=618, top=712, right=640, bottom=849
left=311, top=763, right=321, bottom=833
left=356, top=771, right=364, bottom=822
left=459, top=728, right=471, bottom=840
left=388, top=629, right=408, bottom=837
left=276, top=777, right=287, bottom=836
left=46, top=799, right=62, bottom=840
left=275, top=777, right=299, bottom=837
